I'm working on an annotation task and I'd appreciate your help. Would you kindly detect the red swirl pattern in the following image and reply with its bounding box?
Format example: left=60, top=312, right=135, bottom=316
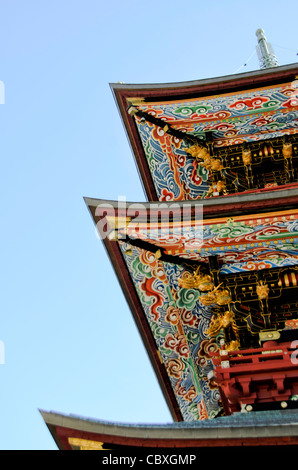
left=140, top=277, right=164, bottom=321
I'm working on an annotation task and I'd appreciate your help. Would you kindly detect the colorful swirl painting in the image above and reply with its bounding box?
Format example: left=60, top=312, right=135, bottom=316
left=120, top=241, right=220, bottom=420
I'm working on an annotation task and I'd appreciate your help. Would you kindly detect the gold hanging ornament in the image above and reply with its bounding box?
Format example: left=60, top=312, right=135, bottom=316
left=282, top=141, right=293, bottom=159
left=256, top=280, right=269, bottom=300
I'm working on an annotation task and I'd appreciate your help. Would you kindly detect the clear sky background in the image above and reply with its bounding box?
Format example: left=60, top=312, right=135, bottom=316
left=0, top=0, right=297, bottom=450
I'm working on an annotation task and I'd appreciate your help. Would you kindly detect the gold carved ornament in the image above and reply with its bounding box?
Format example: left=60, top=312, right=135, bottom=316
left=242, top=148, right=252, bottom=166
left=178, top=270, right=240, bottom=350
left=68, top=438, right=107, bottom=450
left=178, top=267, right=215, bottom=291
left=185, top=144, right=223, bottom=172
left=199, top=283, right=232, bottom=306
left=185, top=143, right=228, bottom=199
left=178, top=270, right=232, bottom=307
left=256, top=280, right=269, bottom=300
left=282, top=141, right=293, bottom=159
left=206, top=180, right=228, bottom=197
left=206, top=309, right=240, bottom=352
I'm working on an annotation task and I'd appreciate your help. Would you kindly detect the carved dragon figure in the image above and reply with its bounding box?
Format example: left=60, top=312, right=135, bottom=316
left=256, top=280, right=269, bottom=300
left=185, top=144, right=223, bottom=172
left=178, top=267, right=214, bottom=292
left=199, top=283, right=232, bottom=306
left=206, top=309, right=240, bottom=351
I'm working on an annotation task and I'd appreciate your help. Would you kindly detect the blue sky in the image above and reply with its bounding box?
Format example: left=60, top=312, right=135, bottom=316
left=0, top=0, right=297, bottom=450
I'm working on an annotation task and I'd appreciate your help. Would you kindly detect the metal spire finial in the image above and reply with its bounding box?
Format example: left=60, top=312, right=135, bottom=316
left=256, top=29, right=279, bottom=69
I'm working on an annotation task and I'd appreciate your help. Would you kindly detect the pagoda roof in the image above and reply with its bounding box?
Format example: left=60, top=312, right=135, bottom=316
left=110, top=63, right=298, bottom=201
left=85, top=193, right=298, bottom=421
left=40, top=408, right=298, bottom=449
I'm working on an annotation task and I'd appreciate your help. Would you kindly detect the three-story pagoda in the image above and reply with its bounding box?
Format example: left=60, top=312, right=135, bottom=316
left=41, top=31, right=298, bottom=450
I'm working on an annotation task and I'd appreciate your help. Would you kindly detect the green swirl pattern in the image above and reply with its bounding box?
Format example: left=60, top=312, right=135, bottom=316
left=177, top=288, right=199, bottom=310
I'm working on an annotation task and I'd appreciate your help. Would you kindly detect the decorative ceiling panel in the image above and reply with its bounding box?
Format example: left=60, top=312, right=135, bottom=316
left=115, top=207, right=298, bottom=273
left=135, top=82, right=298, bottom=145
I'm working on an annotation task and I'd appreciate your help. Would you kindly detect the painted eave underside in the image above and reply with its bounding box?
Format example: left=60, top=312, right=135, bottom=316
left=85, top=192, right=298, bottom=422
left=110, top=63, right=298, bottom=201
left=81, top=65, right=298, bottom=423
left=40, top=408, right=298, bottom=449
